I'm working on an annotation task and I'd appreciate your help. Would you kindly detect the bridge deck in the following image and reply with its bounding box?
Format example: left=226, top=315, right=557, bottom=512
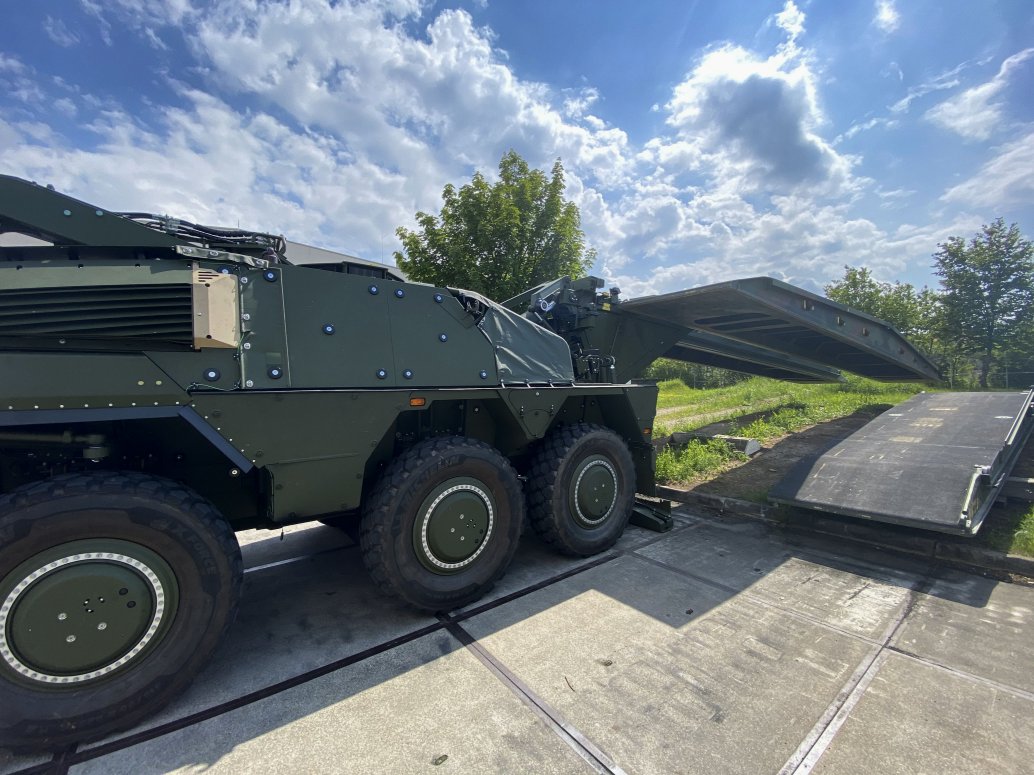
left=769, top=390, right=1034, bottom=534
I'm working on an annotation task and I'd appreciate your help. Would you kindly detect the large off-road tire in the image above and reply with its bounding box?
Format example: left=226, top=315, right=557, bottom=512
left=360, top=437, right=524, bottom=611
left=0, top=472, right=242, bottom=752
left=526, top=423, right=636, bottom=556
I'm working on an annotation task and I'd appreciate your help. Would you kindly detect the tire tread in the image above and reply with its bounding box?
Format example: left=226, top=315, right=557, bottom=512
left=526, top=423, right=634, bottom=556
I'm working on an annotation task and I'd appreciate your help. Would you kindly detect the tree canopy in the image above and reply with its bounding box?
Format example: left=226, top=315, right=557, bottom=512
left=933, top=218, right=1034, bottom=388
left=394, top=150, right=595, bottom=301
left=824, top=219, right=1033, bottom=388
left=824, top=266, right=938, bottom=342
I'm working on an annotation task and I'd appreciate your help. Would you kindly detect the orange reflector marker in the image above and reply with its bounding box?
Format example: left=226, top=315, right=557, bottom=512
left=409, top=397, right=427, bottom=407
left=643, top=427, right=652, bottom=435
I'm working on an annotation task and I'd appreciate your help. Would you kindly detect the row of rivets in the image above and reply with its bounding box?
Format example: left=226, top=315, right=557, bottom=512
left=238, top=350, right=465, bottom=381
left=209, top=369, right=279, bottom=382
left=372, top=369, right=490, bottom=380
left=363, top=286, right=448, bottom=303
left=60, top=209, right=105, bottom=217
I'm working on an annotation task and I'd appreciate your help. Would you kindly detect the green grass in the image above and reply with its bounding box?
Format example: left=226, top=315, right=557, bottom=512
left=984, top=503, right=1034, bottom=557
left=655, top=439, right=746, bottom=483
left=654, top=374, right=1034, bottom=559
left=655, top=377, right=802, bottom=416
left=654, top=375, right=926, bottom=485
left=656, top=374, right=924, bottom=439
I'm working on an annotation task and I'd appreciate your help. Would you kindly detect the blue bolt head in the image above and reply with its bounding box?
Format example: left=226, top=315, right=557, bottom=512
left=439, top=333, right=448, bottom=342
left=433, top=293, right=444, bottom=303
left=323, top=324, right=335, bottom=335
left=263, top=270, right=277, bottom=282
left=376, top=369, right=387, bottom=379
left=479, top=370, right=488, bottom=379
left=369, top=285, right=379, bottom=295
left=395, top=288, right=405, bottom=298
left=403, top=369, right=413, bottom=379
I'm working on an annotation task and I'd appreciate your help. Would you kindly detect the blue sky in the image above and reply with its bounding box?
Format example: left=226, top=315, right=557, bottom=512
left=1, top=0, right=1032, bottom=297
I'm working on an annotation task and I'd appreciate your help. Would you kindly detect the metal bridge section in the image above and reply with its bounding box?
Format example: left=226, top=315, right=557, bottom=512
left=620, top=277, right=941, bottom=382
left=769, top=390, right=1034, bottom=535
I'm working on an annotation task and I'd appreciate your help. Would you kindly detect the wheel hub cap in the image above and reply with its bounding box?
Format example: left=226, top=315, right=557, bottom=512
left=415, top=479, right=494, bottom=574
left=1, top=543, right=174, bottom=685
left=572, top=457, right=618, bottom=527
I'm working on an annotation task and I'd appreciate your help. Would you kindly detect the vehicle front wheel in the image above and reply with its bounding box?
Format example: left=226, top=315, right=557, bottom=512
left=360, top=437, right=524, bottom=611
left=0, top=472, right=242, bottom=751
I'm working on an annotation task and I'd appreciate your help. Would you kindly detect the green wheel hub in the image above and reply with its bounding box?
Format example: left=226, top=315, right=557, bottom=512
left=0, top=539, right=178, bottom=686
left=413, top=477, right=494, bottom=575
left=571, top=455, right=618, bottom=528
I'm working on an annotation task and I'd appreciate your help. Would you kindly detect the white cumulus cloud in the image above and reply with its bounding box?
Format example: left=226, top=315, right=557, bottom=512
left=4, top=0, right=1008, bottom=300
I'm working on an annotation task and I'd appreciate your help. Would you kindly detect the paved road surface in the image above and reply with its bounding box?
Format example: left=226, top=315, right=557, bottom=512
left=4, top=509, right=1033, bottom=774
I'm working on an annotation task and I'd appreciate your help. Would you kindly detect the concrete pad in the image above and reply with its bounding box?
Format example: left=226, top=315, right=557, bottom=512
left=893, top=569, right=1034, bottom=693
left=464, top=554, right=873, bottom=775
left=638, top=517, right=923, bottom=640
left=82, top=519, right=694, bottom=748
left=0, top=749, right=50, bottom=775
left=455, top=519, right=700, bottom=614
left=667, top=506, right=705, bottom=527
left=237, top=522, right=353, bottom=568
left=746, top=556, right=915, bottom=641
left=811, top=652, right=1034, bottom=774
left=71, top=632, right=594, bottom=775
left=82, top=543, right=436, bottom=748
left=636, top=518, right=795, bottom=590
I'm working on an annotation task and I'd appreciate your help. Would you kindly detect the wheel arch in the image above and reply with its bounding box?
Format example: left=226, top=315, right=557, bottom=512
left=0, top=408, right=264, bottom=525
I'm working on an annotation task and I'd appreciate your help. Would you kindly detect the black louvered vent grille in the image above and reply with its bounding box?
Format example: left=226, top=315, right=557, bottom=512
left=0, top=284, right=194, bottom=342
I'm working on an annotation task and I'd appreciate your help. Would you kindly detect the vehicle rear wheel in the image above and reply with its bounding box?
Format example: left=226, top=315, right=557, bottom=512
left=0, top=472, right=242, bottom=751
left=360, top=437, right=524, bottom=611
left=526, top=423, right=636, bottom=556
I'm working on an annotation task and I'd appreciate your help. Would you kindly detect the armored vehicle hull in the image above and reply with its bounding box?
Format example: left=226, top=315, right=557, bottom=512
left=0, top=175, right=937, bottom=750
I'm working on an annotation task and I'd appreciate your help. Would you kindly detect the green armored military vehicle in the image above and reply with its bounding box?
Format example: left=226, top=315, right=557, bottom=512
left=0, top=175, right=938, bottom=749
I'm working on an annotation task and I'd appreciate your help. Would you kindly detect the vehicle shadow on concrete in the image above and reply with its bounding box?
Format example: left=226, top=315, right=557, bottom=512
left=16, top=501, right=1013, bottom=775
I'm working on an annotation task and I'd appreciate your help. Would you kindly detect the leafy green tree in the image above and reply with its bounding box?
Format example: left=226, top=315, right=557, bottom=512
left=824, top=266, right=937, bottom=344
left=641, top=358, right=747, bottom=389
left=824, top=265, right=969, bottom=383
left=395, top=150, right=595, bottom=301
left=933, top=219, right=1034, bottom=388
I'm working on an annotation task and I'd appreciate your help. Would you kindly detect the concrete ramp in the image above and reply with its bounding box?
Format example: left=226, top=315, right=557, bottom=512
left=770, top=390, right=1034, bottom=534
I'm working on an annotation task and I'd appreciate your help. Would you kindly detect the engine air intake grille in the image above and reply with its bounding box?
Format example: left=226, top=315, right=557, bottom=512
left=0, top=284, right=194, bottom=343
